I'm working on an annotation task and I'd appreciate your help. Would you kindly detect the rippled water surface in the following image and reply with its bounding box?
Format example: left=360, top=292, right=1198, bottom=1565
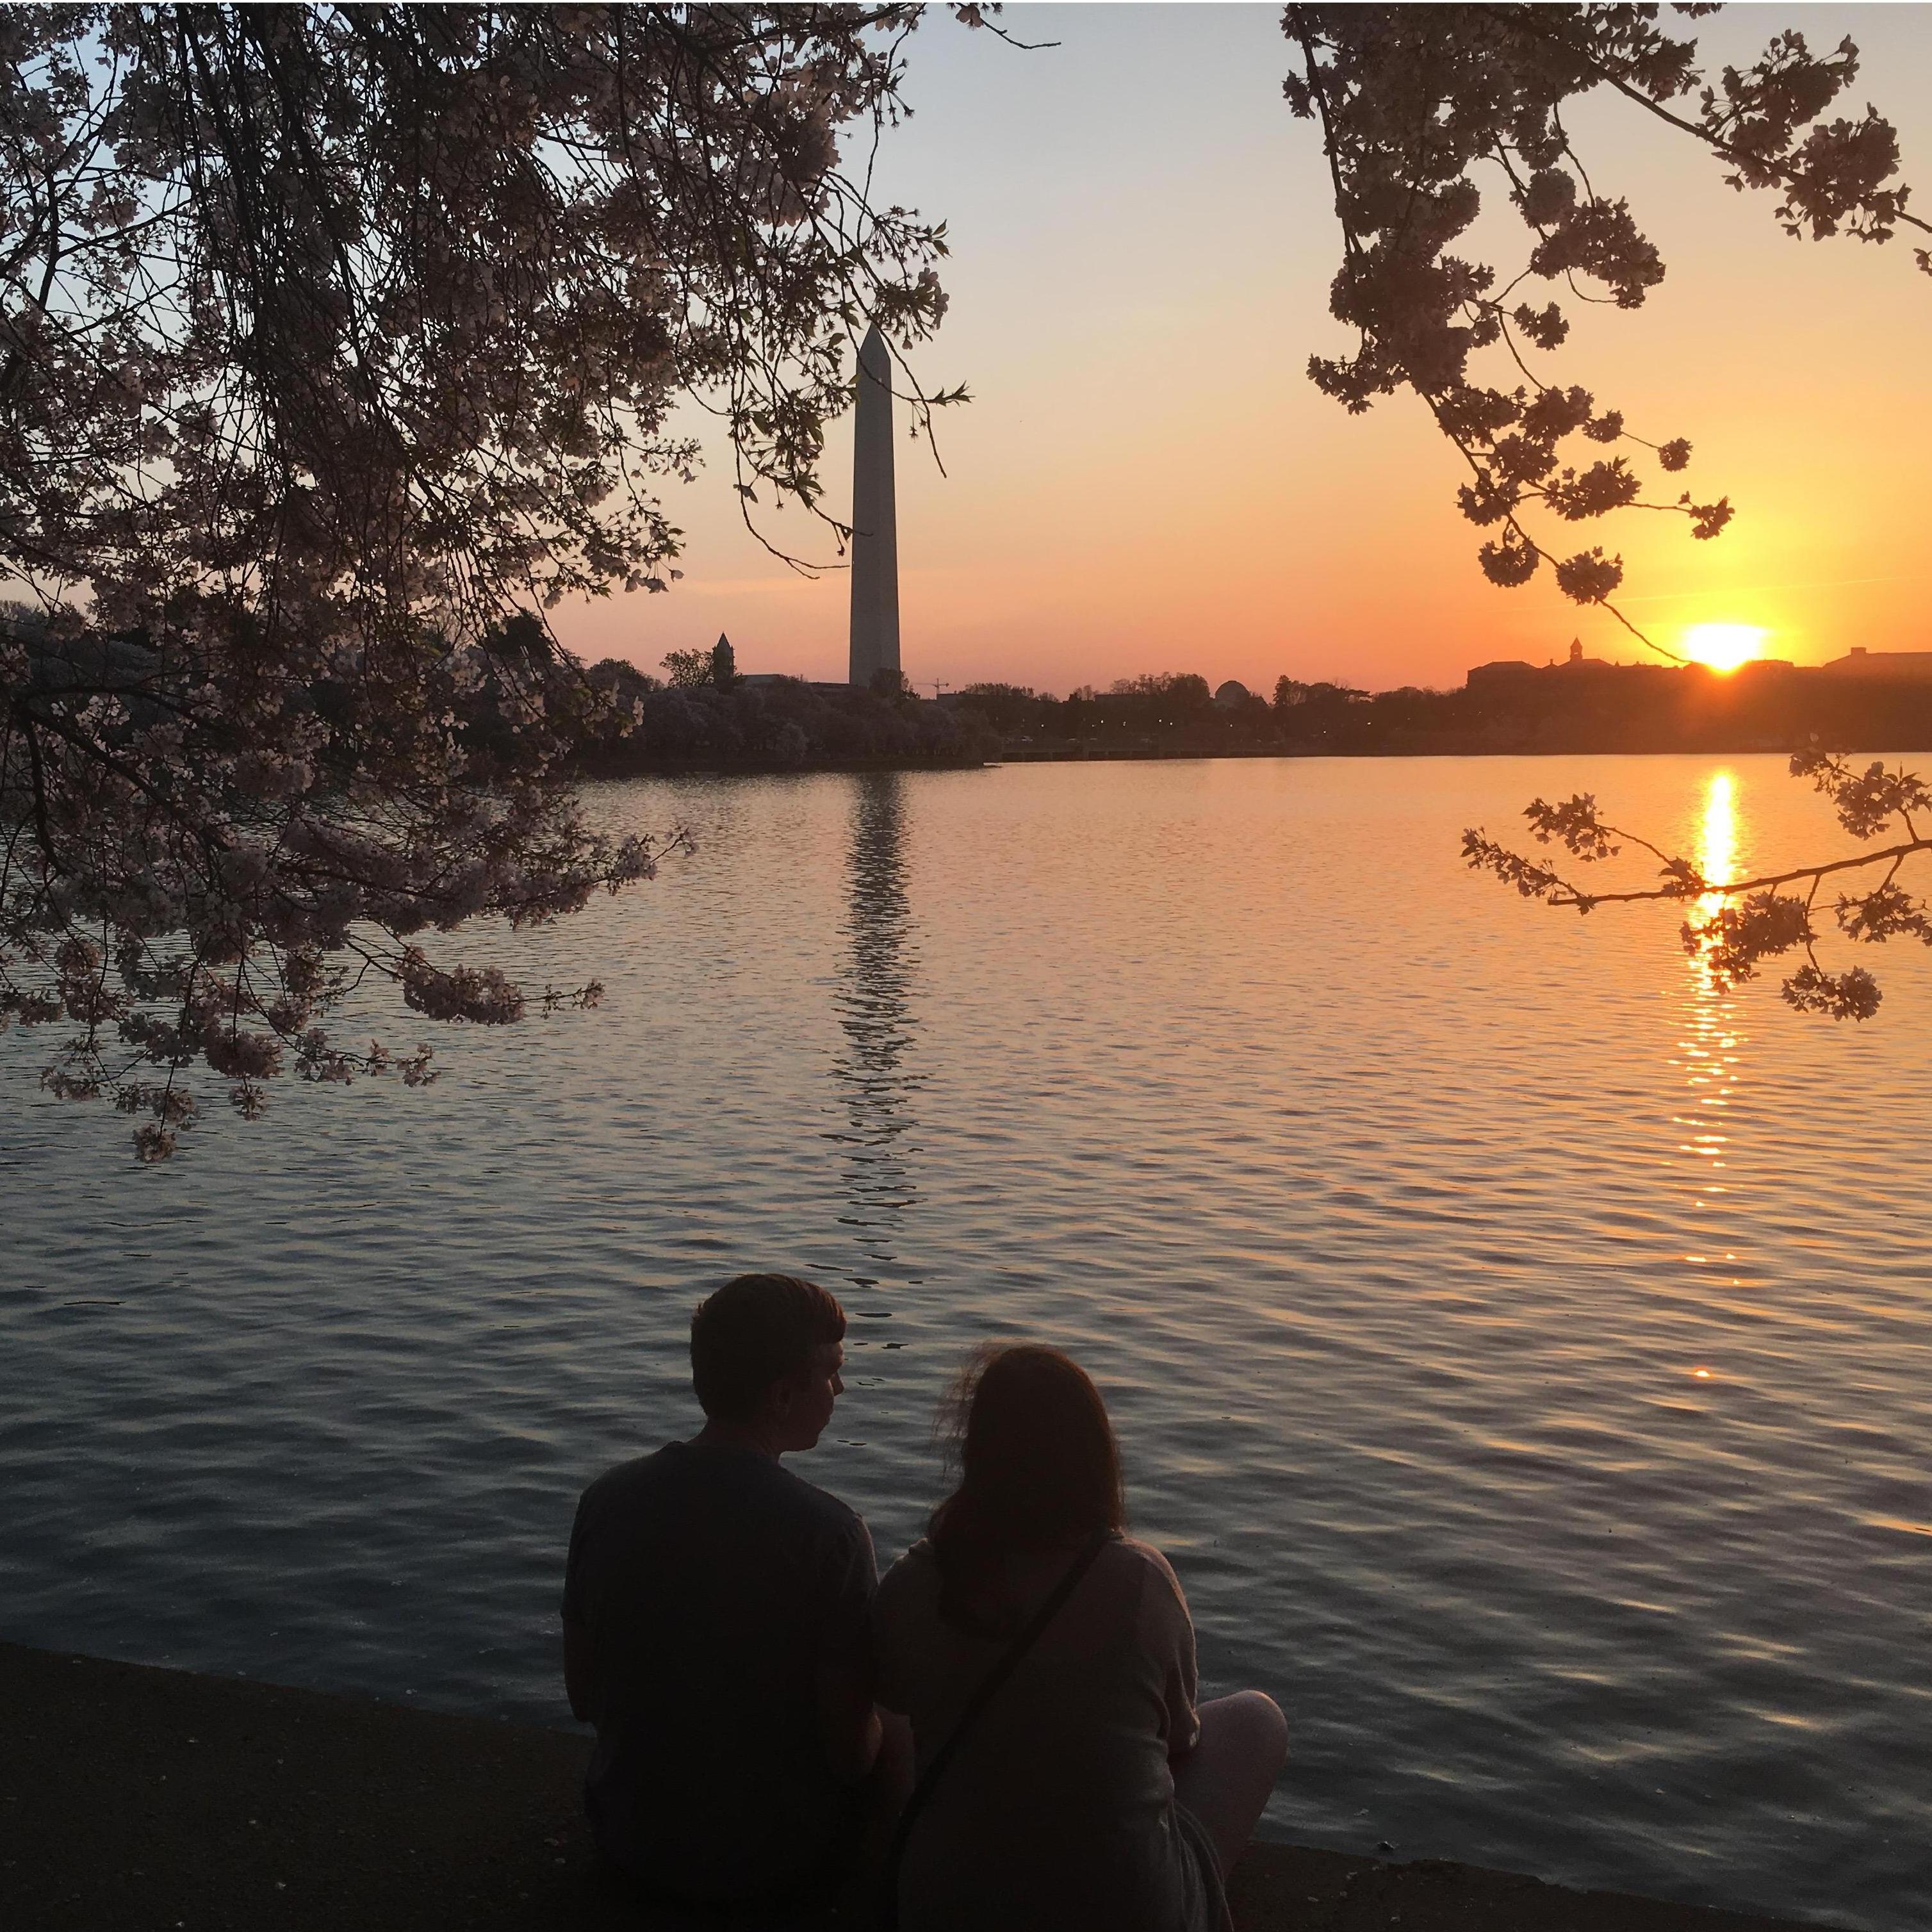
left=3, top=757, right=1928, bottom=1929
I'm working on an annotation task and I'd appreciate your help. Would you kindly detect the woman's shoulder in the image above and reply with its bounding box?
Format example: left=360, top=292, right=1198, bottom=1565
left=1102, top=1535, right=1193, bottom=1626
left=1110, top=1533, right=1185, bottom=1590
left=877, top=1532, right=1188, bottom=1627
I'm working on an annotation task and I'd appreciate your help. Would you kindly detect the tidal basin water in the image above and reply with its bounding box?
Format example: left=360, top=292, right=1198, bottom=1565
left=3, top=756, right=1928, bottom=1928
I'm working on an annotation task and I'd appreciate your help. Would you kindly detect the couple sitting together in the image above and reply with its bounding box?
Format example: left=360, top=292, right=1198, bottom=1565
left=562, top=1272, right=1288, bottom=1932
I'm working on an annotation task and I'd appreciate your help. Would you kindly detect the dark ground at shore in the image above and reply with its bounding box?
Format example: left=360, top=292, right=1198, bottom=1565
left=1, top=1642, right=1832, bottom=1932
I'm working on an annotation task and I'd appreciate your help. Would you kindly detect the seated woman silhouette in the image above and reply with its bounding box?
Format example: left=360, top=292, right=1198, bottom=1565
left=875, top=1345, right=1287, bottom=1932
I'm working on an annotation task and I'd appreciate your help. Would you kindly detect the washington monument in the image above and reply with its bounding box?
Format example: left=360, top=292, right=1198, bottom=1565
left=848, top=322, right=900, bottom=687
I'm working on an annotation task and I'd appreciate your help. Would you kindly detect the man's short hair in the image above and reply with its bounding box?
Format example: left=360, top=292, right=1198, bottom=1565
left=691, top=1273, right=847, bottom=1423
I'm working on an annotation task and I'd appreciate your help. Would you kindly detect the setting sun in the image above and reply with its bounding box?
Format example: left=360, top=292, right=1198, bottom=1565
left=1681, top=624, right=1769, bottom=673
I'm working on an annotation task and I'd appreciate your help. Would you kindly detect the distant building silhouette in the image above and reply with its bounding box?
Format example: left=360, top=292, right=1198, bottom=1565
left=1466, top=643, right=1880, bottom=691
left=1213, top=679, right=1252, bottom=708
left=1819, top=647, right=1932, bottom=678
left=1464, top=657, right=1538, bottom=690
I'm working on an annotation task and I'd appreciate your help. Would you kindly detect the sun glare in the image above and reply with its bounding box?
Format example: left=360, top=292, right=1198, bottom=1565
left=1681, top=623, right=1767, bottom=673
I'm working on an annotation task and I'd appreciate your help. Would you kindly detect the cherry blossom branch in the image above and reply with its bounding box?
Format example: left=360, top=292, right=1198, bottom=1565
left=1464, top=754, right=1932, bottom=1021
left=1282, top=4, right=1917, bottom=651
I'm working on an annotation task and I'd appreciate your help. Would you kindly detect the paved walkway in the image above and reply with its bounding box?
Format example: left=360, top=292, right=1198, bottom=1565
left=0, top=1643, right=1821, bottom=1932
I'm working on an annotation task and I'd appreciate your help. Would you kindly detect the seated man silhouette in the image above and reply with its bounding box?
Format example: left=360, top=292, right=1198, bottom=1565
left=562, top=1273, right=882, bottom=1920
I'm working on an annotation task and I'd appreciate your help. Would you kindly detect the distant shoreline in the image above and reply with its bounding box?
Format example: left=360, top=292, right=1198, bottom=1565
left=577, top=738, right=1921, bottom=782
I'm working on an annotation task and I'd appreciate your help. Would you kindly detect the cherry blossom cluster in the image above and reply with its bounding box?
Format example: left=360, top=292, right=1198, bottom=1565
left=1, top=5, right=963, bottom=1155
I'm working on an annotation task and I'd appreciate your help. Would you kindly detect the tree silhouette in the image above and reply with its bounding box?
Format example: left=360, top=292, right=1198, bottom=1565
left=0, top=3, right=965, bottom=1154
left=1285, top=3, right=1928, bottom=646
left=1285, top=4, right=1932, bottom=1014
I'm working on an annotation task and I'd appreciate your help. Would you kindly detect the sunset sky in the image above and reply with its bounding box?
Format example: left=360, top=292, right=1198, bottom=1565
left=557, top=4, right=1932, bottom=697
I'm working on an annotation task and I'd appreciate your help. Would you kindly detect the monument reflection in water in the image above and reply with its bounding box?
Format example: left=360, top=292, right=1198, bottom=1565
left=827, top=772, right=921, bottom=1293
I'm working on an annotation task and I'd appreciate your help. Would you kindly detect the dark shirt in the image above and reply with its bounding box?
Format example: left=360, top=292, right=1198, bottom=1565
left=562, top=1441, right=877, bottom=1906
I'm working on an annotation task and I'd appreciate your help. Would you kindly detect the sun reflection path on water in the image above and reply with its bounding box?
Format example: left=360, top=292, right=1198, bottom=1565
left=1671, top=772, right=1749, bottom=1356
left=1692, top=772, right=1738, bottom=955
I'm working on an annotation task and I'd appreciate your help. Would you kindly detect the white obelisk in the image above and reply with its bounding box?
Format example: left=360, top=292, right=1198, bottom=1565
left=848, top=323, right=900, bottom=688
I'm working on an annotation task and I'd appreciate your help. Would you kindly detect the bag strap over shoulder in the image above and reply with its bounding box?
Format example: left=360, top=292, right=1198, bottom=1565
left=881, top=1528, right=1115, bottom=1924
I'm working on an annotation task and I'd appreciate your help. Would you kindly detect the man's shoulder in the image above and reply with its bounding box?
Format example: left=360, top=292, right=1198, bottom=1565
left=577, top=1445, right=673, bottom=1510
left=754, top=1463, right=872, bottom=1585
left=775, top=1461, right=867, bottom=1540
left=577, top=1443, right=864, bottom=1547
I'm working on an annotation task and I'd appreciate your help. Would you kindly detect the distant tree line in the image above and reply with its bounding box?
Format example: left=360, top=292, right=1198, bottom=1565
left=969, top=667, right=1932, bottom=759
left=558, top=660, right=1932, bottom=773
left=946, top=675, right=1363, bottom=758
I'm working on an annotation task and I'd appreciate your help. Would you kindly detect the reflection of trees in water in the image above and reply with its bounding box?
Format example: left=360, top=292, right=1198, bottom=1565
left=828, top=773, right=921, bottom=1289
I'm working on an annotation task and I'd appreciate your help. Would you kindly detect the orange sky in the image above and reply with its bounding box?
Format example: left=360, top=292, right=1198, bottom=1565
left=555, top=4, right=1932, bottom=697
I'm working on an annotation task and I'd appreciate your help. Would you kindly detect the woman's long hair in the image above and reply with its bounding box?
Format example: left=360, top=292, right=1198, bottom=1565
left=929, top=1345, right=1125, bottom=1619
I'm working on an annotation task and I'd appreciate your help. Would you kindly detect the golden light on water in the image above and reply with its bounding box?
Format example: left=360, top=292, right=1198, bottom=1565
left=1698, top=771, right=1737, bottom=914
left=1681, top=623, right=1768, bottom=672
left=1703, top=774, right=1737, bottom=848
left=1673, top=770, right=1744, bottom=1325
